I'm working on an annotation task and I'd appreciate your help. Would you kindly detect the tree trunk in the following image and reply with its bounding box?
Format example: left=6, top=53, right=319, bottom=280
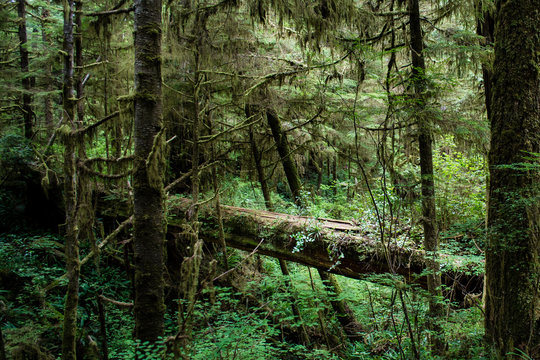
left=0, top=323, right=6, bottom=360
left=310, top=151, right=323, bottom=194
left=97, top=294, right=109, bottom=360
left=166, top=197, right=483, bottom=302
left=407, top=0, right=444, bottom=352
left=475, top=1, right=494, bottom=124
left=263, top=106, right=362, bottom=338
left=18, top=0, right=33, bottom=139
left=247, top=116, right=310, bottom=345
left=485, top=0, right=540, bottom=357
left=41, top=3, right=54, bottom=137
left=332, top=154, right=337, bottom=196
left=248, top=124, right=273, bottom=211
left=318, top=270, right=362, bottom=339
left=266, top=109, right=303, bottom=206
left=133, top=0, right=166, bottom=344
left=75, top=0, right=84, bottom=126
left=61, top=1, right=79, bottom=359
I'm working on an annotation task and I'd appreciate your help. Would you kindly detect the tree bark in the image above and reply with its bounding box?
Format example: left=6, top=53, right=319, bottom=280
left=97, top=294, right=109, bottom=360
left=61, top=1, right=79, bottom=359
left=475, top=1, right=494, bottom=124
left=266, top=109, right=303, bottom=206
left=18, top=0, right=33, bottom=139
left=407, top=0, right=444, bottom=351
left=485, top=0, right=540, bottom=357
left=133, top=0, right=166, bottom=344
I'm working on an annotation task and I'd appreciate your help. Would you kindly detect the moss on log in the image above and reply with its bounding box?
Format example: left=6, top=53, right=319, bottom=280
left=167, top=197, right=482, bottom=301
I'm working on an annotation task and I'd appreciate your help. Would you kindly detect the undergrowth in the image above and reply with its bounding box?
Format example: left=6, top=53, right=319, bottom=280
left=0, top=144, right=489, bottom=359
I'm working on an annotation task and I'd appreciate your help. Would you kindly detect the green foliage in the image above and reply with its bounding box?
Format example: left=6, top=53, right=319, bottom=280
left=433, top=136, right=486, bottom=230
left=213, top=176, right=289, bottom=211
left=291, top=218, right=323, bottom=253
left=110, top=338, right=167, bottom=359
left=180, top=285, right=338, bottom=360
left=0, top=134, right=34, bottom=178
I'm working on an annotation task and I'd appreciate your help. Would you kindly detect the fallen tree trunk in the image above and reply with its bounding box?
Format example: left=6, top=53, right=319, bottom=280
left=167, top=198, right=483, bottom=302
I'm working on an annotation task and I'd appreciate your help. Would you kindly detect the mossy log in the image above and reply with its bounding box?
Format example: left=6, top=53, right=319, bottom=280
left=167, top=198, right=483, bottom=302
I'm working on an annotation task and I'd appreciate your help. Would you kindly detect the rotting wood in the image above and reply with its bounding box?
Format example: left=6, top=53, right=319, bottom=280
left=167, top=197, right=483, bottom=302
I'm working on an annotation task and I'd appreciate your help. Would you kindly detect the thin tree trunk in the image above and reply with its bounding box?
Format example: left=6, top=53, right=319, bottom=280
left=407, top=0, right=444, bottom=352
left=41, top=3, right=54, bottom=137
left=0, top=323, right=6, bottom=360
left=61, top=1, right=79, bottom=359
left=75, top=0, right=84, bottom=126
left=266, top=109, right=303, bottom=206
left=176, top=24, right=204, bottom=352
left=133, top=0, right=166, bottom=344
left=18, top=0, right=33, bottom=139
left=475, top=0, right=495, bottom=124
left=211, top=115, right=228, bottom=270
left=475, top=0, right=495, bottom=312
left=245, top=104, right=272, bottom=207
left=264, top=106, right=361, bottom=339
left=332, top=154, right=337, bottom=196
left=97, top=294, right=109, bottom=360
left=247, top=116, right=310, bottom=346
left=318, top=270, right=362, bottom=339
left=248, top=124, right=273, bottom=211
left=278, top=260, right=311, bottom=346
left=311, top=152, right=323, bottom=194
left=485, top=0, right=540, bottom=357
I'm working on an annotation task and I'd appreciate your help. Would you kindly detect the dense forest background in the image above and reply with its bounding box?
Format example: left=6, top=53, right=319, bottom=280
left=0, top=0, right=538, bottom=359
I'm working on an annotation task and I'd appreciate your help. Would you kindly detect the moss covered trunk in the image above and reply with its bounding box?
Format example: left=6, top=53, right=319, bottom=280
left=485, top=0, right=540, bottom=357
left=133, top=0, right=166, bottom=344
left=166, top=197, right=482, bottom=301
left=61, top=1, right=79, bottom=359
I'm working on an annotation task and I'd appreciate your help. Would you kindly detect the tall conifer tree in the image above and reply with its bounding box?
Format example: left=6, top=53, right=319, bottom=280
left=132, top=0, right=166, bottom=344
left=485, top=0, right=540, bottom=357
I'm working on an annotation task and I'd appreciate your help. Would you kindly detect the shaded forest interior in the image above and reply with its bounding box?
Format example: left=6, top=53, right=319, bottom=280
left=0, top=0, right=538, bottom=359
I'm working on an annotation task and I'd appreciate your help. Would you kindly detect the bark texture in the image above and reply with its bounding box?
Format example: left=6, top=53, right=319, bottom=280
left=133, top=0, right=166, bottom=343
left=485, top=0, right=540, bottom=357
left=61, top=1, right=79, bottom=359
left=41, top=3, right=54, bottom=136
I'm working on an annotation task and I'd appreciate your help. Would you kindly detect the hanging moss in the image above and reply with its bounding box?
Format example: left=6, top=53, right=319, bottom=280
left=146, top=127, right=166, bottom=192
